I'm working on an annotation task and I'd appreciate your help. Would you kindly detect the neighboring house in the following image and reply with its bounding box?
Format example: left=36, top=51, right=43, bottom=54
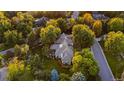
left=71, top=11, right=79, bottom=20
left=34, top=17, right=49, bottom=27
left=92, top=12, right=109, bottom=20
left=50, top=33, right=73, bottom=65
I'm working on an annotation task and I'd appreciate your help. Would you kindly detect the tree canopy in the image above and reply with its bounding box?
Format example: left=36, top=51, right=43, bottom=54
left=83, top=13, right=94, bottom=26
left=72, top=24, right=95, bottom=50
left=7, top=57, right=32, bottom=80
left=92, top=20, right=102, bottom=37
left=12, top=12, right=34, bottom=37
left=108, top=17, right=124, bottom=32
left=4, top=30, right=22, bottom=46
left=72, top=48, right=99, bottom=79
left=104, top=31, right=124, bottom=57
left=40, top=25, right=61, bottom=45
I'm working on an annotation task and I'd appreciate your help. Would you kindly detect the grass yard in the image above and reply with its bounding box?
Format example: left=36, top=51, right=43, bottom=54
left=100, top=41, right=124, bottom=79
left=104, top=52, right=124, bottom=79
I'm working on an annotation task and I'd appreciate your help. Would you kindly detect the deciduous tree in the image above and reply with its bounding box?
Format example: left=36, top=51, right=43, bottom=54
left=72, top=24, right=94, bottom=50
left=108, top=17, right=124, bottom=32
left=71, top=48, right=99, bottom=79
left=57, top=18, right=68, bottom=32
left=4, top=30, right=22, bottom=46
left=83, top=13, right=94, bottom=26
left=104, top=31, right=124, bottom=58
left=92, top=20, right=102, bottom=37
left=7, top=57, right=32, bottom=80
left=40, top=25, right=61, bottom=45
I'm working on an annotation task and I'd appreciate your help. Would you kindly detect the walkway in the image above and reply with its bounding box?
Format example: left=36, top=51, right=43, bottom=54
left=91, top=39, right=115, bottom=81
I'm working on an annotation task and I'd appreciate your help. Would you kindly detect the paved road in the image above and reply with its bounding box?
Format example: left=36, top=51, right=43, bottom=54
left=0, top=67, right=7, bottom=81
left=91, top=39, right=115, bottom=81
left=0, top=48, right=14, bottom=55
left=0, top=48, right=14, bottom=81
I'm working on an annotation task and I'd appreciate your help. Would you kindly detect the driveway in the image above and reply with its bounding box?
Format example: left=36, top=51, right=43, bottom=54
left=91, top=39, right=115, bottom=81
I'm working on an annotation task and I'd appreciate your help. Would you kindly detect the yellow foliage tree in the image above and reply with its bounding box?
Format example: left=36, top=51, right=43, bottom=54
left=92, top=20, right=102, bottom=37
left=83, top=13, right=94, bottom=26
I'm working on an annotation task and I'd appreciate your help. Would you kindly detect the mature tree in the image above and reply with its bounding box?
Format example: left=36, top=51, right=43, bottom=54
left=14, top=44, right=21, bottom=56
left=7, top=57, right=32, bottom=80
left=72, top=24, right=94, bottom=50
left=40, top=25, right=61, bottom=45
left=46, top=19, right=58, bottom=27
left=92, top=20, right=102, bottom=37
left=71, top=48, right=99, bottom=79
left=57, top=18, right=68, bottom=32
left=77, top=17, right=84, bottom=24
left=104, top=31, right=124, bottom=57
left=14, top=44, right=29, bottom=59
left=27, top=31, right=37, bottom=46
left=0, top=12, right=11, bottom=42
left=20, top=44, right=29, bottom=56
left=108, top=17, right=124, bottom=32
left=30, top=54, right=43, bottom=71
left=83, top=13, right=94, bottom=26
left=4, top=30, right=22, bottom=46
left=29, top=54, right=48, bottom=80
left=40, top=25, right=60, bottom=57
left=70, top=72, right=86, bottom=81
left=12, top=12, right=34, bottom=37
left=59, top=73, right=70, bottom=81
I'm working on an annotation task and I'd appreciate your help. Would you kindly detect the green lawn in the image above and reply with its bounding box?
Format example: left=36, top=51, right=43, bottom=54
left=104, top=52, right=124, bottom=79
left=100, top=41, right=124, bottom=79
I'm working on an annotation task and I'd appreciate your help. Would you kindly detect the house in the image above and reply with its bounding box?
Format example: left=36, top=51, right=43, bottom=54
left=50, top=33, right=73, bottom=65
left=71, top=11, right=79, bottom=20
left=34, top=17, right=49, bottom=27
left=92, top=12, right=109, bottom=20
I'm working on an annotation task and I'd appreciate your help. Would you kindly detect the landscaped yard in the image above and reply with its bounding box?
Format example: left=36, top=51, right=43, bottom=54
left=43, top=58, right=71, bottom=75
left=31, top=45, right=72, bottom=80
left=0, top=11, right=124, bottom=81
